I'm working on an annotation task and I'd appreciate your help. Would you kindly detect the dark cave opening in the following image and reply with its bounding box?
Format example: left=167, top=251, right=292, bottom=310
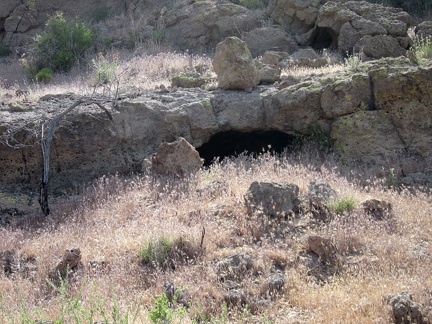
left=311, top=27, right=337, bottom=50
left=196, top=130, right=300, bottom=166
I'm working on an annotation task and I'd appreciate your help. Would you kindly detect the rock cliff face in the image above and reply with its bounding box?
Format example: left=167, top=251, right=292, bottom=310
left=1, top=58, right=431, bottom=194
left=1, top=0, right=418, bottom=60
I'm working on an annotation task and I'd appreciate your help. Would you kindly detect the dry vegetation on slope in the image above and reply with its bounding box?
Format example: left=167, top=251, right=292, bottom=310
left=1, top=149, right=431, bottom=323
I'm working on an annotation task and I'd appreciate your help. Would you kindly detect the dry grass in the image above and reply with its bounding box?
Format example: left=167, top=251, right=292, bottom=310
left=1, top=150, right=431, bottom=323
left=0, top=50, right=213, bottom=105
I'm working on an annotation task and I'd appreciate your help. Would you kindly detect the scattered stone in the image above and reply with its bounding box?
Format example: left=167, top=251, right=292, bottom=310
left=215, top=253, right=253, bottom=281
left=0, top=250, right=15, bottom=275
left=359, top=199, right=393, bottom=221
left=212, top=37, right=258, bottom=90
left=244, top=181, right=300, bottom=218
left=254, top=59, right=281, bottom=84
left=171, top=72, right=208, bottom=89
left=0, top=208, right=23, bottom=226
left=261, top=273, right=285, bottom=300
left=307, top=179, right=337, bottom=222
left=196, top=180, right=229, bottom=199
left=223, top=290, right=248, bottom=307
left=385, top=292, right=428, bottom=324
left=306, top=235, right=338, bottom=265
left=49, top=248, right=82, bottom=282
left=150, top=137, right=204, bottom=177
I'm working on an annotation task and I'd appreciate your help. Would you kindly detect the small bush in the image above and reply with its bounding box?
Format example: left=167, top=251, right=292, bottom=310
left=329, top=197, right=355, bottom=215
left=91, top=52, right=118, bottom=85
left=408, top=35, right=432, bottom=63
left=32, top=12, right=94, bottom=72
left=139, top=236, right=201, bottom=269
left=149, top=292, right=186, bottom=323
left=0, top=44, right=11, bottom=57
left=344, top=52, right=365, bottom=73
left=35, top=67, right=53, bottom=83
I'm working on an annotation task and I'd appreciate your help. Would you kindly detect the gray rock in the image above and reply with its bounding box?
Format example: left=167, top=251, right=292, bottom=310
left=354, top=34, right=406, bottom=59
left=244, top=181, right=300, bottom=218
left=242, top=27, right=298, bottom=58
left=254, top=59, right=281, bottom=84
left=416, top=20, right=432, bottom=38
left=307, top=179, right=337, bottom=222
left=386, top=292, right=427, bottom=324
left=359, top=199, right=393, bottom=221
left=212, top=37, right=258, bottom=90
left=215, top=253, right=253, bottom=281
left=150, top=137, right=204, bottom=177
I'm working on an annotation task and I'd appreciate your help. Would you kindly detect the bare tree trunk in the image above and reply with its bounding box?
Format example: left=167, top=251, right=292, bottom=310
left=39, top=98, right=113, bottom=216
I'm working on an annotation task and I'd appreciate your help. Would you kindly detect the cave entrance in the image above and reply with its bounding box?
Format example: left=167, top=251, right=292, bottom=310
left=311, top=27, right=337, bottom=50
left=196, top=130, right=300, bottom=166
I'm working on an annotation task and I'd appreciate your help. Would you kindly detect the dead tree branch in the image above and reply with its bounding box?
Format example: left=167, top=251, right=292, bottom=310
left=39, top=97, right=113, bottom=216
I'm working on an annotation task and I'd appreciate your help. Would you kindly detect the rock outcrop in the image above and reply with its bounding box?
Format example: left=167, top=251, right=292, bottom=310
left=1, top=58, right=432, bottom=195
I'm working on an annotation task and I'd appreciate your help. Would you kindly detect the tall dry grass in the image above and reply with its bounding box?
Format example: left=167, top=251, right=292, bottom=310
left=0, top=149, right=431, bottom=323
left=0, top=50, right=213, bottom=105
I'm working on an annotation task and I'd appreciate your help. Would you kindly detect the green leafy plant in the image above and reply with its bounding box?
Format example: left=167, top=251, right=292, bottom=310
left=149, top=292, right=186, bottom=323
left=35, top=67, right=53, bottom=83
left=329, top=197, right=355, bottom=215
left=91, top=52, right=118, bottom=85
left=32, top=12, right=94, bottom=72
left=152, top=21, right=166, bottom=45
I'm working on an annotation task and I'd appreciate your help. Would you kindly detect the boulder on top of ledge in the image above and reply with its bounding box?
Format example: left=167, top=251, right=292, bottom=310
left=212, top=36, right=259, bottom=90
left=150, top=137, right=204, bottom=177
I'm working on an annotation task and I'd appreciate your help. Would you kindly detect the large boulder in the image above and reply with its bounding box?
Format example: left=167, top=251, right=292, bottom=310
left=354, top=34, right=406, bottom=59
left=150, top=137, right=204, bottom=177
left=415, top=20, right=432, bottom=38
left=244, top=181, right=300, bottom=217
left=241, top=27, right=299, bottom=58
left=4, top=5, right=38, bottom=33
left=212, top=36, right=259, bottom=90
left=316, top=1, right=411, bottom=56
left=266, top=0, right=323, bottom=35
left=0, top=0, right=20, bottom=19
left=164, top=1, right=261, bottom=51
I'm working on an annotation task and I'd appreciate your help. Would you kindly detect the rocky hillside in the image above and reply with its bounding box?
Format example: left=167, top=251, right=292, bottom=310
left=2, top=0, right=429, bottom=58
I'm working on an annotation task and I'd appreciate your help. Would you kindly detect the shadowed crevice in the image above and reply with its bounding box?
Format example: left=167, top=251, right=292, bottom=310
left=196, top=130, right=300, bottom=166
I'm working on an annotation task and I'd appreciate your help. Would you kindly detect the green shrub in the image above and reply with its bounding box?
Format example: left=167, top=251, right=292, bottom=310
left=408, top=35, right=432, bottom=63
left=32, top=12, right=94, bottom=72
left=329, top=197, right=355, bottom=215
left=149, top=292, right=186, bottom=323
left=35, top=67, right=53, bottom=83
left=91, top=52, right=118, bottom=84
left=139, top=236, right=201, bottom=269
left=0, top=44, right=11, bottom=57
